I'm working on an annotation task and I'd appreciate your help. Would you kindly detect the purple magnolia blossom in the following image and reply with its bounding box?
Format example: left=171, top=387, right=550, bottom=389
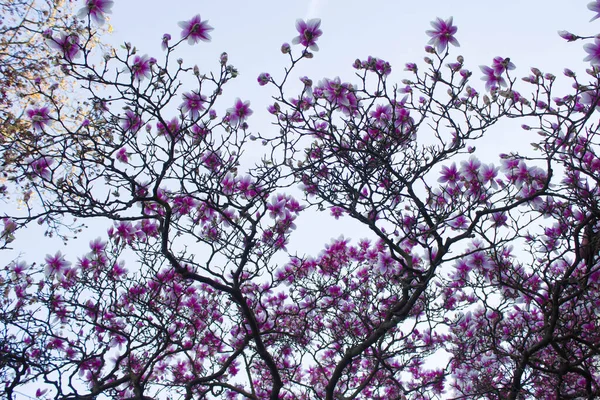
left=77, top=0, right=114, bottom=25
left=426, top=17, right=460, bottom=54
left=121, top=111, right=142, bottom=132
left=480, top=163, right=499, bottom=188
left=438, top=163, right=460, bottom=186
left=131, top=55, right=153, bottom=81
left=584, top=38, right=600, bottom=65
left=257, top=73, right=271, bottom=86
left=370, top=104, right=392, bottom=127
left=558, top=30, right=577, bottom=42
left=45, top=251, right=71, bottom=279
left=180, top=90, right=207, bottom=119
left=480, top=65, right=507, bottom=90
left=115, top=148, right=129, bottom=163
left=393, top=107, right=414, bottom=135
left=47, top=33, right=81, bottom=61
left=30, top=157, right=53, bottom=179
left=26, top=107, right=51, bottom=131
left=491, top=57, right=515, bottom=76
left=178, top=15, right=213, bottom=45
left=318, top=77, right=358, bottom=115
left=588, top=0, right=600, bottom=21
left=580, top=88, right=600, bottom=111
left=227, top=98, right=253, bottom=125
left=161, top=33, right=171, bottom=50
left=460, top=156, right=481, bottom=182
left=292, top=19, right=323, bottom=51
left=405, top=63, right=418, bottom=72
left=156, top=117, right=181, bottom=138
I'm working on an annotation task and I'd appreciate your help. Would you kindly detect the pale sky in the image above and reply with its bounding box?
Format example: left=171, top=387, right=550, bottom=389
left=103, top=0, right=594, bottom=251
left=9, top=0, right=596, bottom=262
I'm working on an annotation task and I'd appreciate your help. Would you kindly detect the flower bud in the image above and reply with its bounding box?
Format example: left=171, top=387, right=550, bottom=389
left=404, top=63, right=417, bottom=72
left=558, top=30, right=577, bottom=42
left=281, top=43, right=291, bottom=54
left=220, top=52, right=228, bottom=65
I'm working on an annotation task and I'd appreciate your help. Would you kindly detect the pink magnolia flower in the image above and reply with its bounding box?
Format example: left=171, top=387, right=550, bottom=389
left=330, top=206, right=345, bottom=219
left=318, top=77, right=358, bottom=115
left=89, top=238, right=106, bottom=254
left=480, top=65, right=507, bottom=90
left=589, top=0, right=600, bottom=21
left=180, top=90, right=207, bottom=119
left=370, top=104, right=392, bottom=127
left=202, top=151, right=222, bottom=172
left=161, top=33, right=171, bottom=50
left=131, top=55, right=153, bottom=81
left=426, top=17, right=460, bottom=54
left=257, top=73, right=271, bottom=86
left=491, top=56, right=515, bottom=76
left=156, top=117, right=181, bottom=138
left=115, top=148, right=129, bottom=163
left=121, top=111, right=142, bottom=132
left=580, top=88, right=600, bottom=111
left=480, top=163, right=499, bottom=188
left=45, top=251, right=71, bottom=279
left=393, top=107, right=414, bottom=135
left=558, top=30, right=577, bottom=42
left=2, top=218, right=17, bottom=235
left=221, top=173, right=236, bottom=195
left=227, top=98, right=253, bottom=125
left=30, top=157, right=53, bottom=179
left=26, top=107, right=51, bottom=131
left=584, top=39, right=600, bottom=65
left=178, top=15, right=213, bottom=45
left=292, top=19, right=323, bottom=51
left=438, top=163, right=460, bottom=186
left=78, top=0, right=113, bottom=25
left=47, top=33, right=81, bottom=61
left=460, top=156, right=481, bottom=182
left=449, top=214, right=469, bottom=230
left=405, top=63, right=418, bottom=72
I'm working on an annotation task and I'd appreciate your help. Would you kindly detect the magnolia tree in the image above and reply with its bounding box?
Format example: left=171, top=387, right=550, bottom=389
left=2, top=0, right=600, bottom=398
left=0, top=0, right=109, bottom=220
